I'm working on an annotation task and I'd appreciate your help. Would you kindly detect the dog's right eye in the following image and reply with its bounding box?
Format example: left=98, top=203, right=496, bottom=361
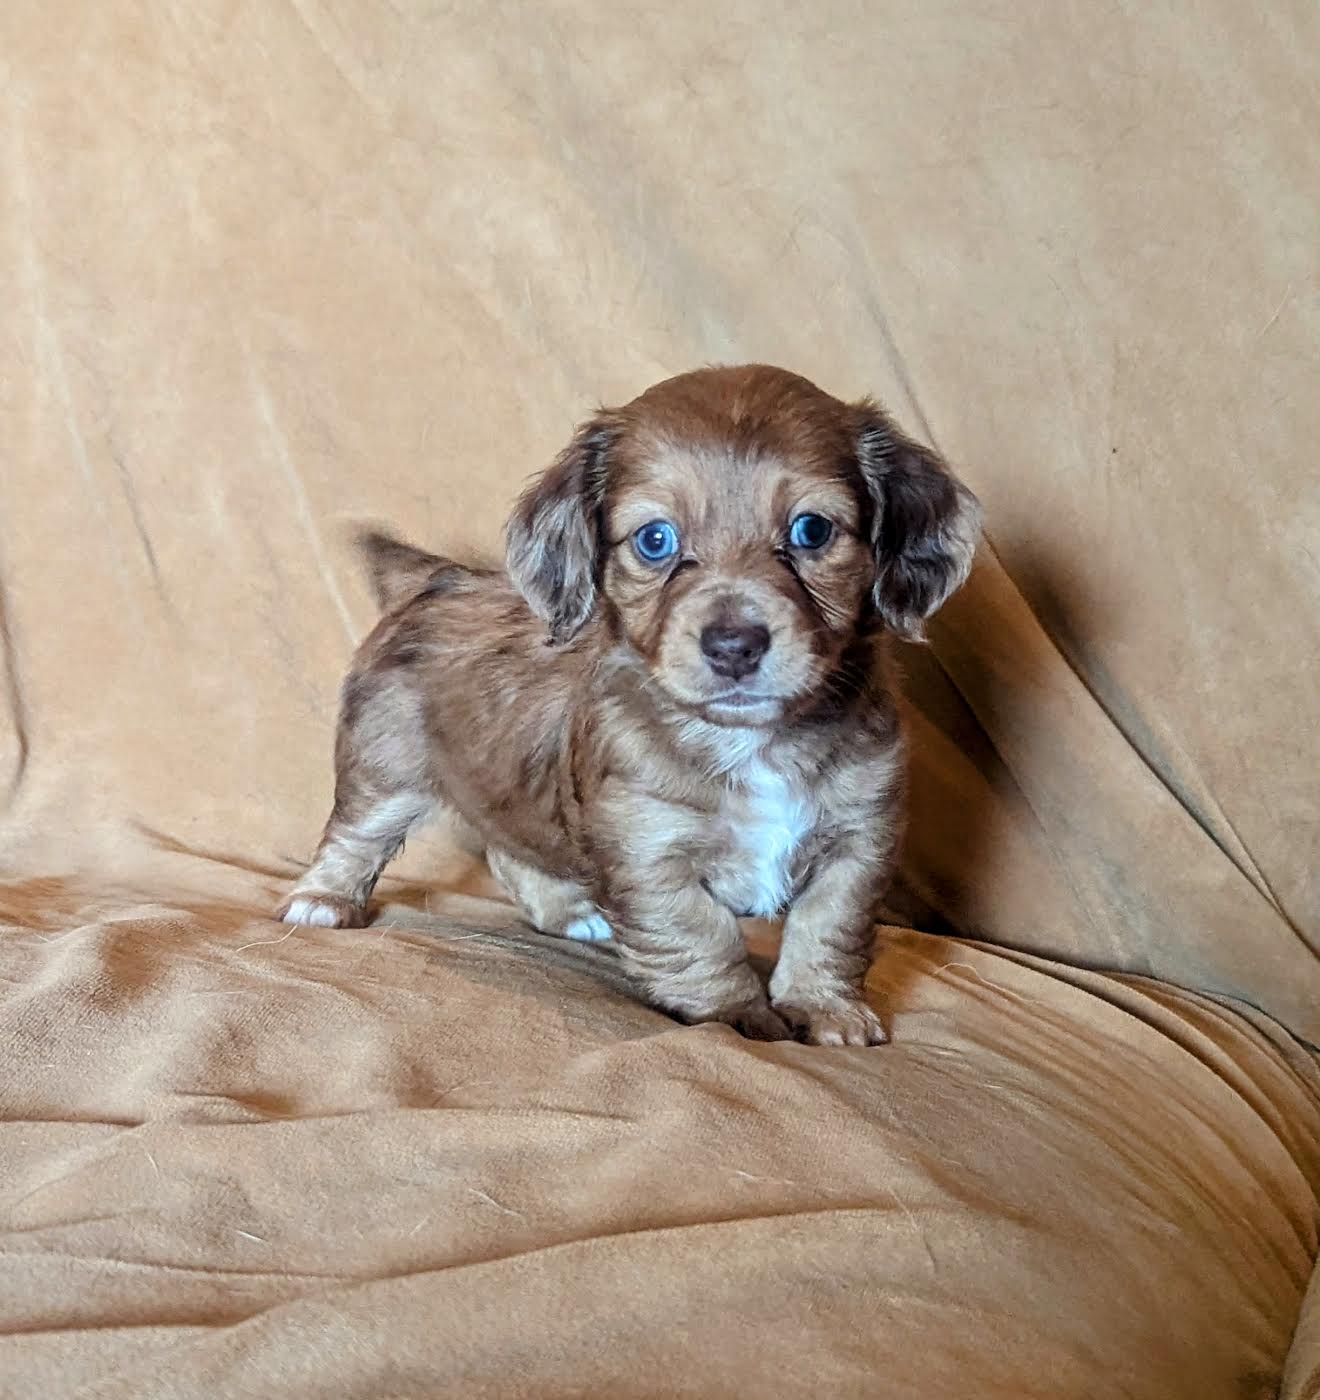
left=633, top=521, right=680, bottom=564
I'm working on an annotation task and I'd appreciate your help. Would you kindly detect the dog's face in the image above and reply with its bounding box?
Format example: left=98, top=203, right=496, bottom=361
left=507, top=366, right=980, bottom=726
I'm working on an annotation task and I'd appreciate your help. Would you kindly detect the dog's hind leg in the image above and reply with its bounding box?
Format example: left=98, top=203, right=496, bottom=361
left=486, top=847, right=613, bottom=943
left=278, top=785, right=434, bottom=929
left=279, top=668, right=436, bottom=929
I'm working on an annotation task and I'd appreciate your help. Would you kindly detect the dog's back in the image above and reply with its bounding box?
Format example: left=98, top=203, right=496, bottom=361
left=343, top=529, right=595, bottom=879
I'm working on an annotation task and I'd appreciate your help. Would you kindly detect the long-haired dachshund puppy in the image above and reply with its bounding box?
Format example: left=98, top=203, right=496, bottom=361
left=278, top=365, right=980, bottom=1044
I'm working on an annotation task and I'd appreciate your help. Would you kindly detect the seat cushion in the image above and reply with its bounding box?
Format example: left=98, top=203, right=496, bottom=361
left=2, top=886, right=1316, bottom=1399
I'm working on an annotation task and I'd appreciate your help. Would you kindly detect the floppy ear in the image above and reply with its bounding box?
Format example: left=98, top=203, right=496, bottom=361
left=854, top=401, right=982, bottom=642
left=505, top=414, right=617, bottom=644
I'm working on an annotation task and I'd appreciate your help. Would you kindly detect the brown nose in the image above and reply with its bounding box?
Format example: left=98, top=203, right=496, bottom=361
left=700, top=621, right=771, bottom=680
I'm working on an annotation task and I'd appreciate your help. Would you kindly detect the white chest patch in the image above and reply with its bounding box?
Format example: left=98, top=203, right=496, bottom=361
left=727, top=759, right=815, bottom=918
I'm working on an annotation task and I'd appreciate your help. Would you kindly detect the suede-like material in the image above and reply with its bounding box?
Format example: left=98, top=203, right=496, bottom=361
left=1, top=3, right=1317, bottom=1394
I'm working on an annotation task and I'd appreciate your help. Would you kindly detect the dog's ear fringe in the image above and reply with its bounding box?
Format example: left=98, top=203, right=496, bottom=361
left=506, top=413, right=618, bottom=644
left=853, top=400, right=982, bottom=640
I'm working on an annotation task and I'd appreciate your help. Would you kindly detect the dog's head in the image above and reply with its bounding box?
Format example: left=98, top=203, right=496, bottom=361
left=507, top=365, right=980, bottom=726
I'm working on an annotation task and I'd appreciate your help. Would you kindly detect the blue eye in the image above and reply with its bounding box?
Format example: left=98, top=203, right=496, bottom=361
left=633, top=520, right=680, bottom=563
left=788, top=513, right=834, bottom=550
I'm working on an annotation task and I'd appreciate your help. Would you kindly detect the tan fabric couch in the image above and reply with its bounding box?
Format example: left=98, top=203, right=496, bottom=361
left=1, top=3, right=1317, bottom=1395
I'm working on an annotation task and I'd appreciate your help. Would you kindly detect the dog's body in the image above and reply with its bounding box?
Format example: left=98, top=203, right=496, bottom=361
left=280, top=366, right=980, bottom=1044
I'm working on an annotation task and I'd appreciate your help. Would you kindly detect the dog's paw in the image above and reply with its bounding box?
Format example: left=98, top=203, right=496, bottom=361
left=277, top=894, right=368, bottom=929
left=774, top=997, right=888, bottom=1047
left=723, top=1001, right=795, bottom=1042
left=563, top=913, right=613, bottom=943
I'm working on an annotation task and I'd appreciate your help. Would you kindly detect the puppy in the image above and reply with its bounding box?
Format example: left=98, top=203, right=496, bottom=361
left=278, top=365, right=980, bottom=1044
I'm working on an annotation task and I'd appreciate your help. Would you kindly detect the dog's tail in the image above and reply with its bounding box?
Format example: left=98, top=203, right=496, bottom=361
left=353, top=528, right=461, bottom=613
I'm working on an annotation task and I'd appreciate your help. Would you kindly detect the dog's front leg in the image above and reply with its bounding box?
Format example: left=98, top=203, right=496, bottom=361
left=768, top=837, right=891, bottom=1047
left=589, top=801, right=784, bottom=1037
left=605, top=879, right=790, bottom=1040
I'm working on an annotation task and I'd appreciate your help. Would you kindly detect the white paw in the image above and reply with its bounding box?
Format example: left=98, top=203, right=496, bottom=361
left=282, top=897, right=349, bottom=928
left=563, top=913, right=613, bottom=943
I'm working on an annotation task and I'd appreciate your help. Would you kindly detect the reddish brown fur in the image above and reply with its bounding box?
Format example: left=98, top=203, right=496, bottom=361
left=279, top=366, right=980, bottom=1044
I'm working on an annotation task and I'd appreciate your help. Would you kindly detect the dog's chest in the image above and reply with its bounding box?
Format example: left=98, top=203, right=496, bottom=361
left=711, top=758, right=817, bottom=919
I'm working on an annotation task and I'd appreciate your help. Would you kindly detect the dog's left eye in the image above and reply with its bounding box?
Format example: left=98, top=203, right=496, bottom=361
left=633, top=520, right=680, bottom=563
left=788, top=513, right=834, bottom=550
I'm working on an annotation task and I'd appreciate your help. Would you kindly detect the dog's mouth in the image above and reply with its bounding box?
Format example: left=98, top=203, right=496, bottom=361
left=705, top=689, right=778, bottom=709
left=639, top=635, right=822, bottom=724
left=699, top=688, right=788, bottom=724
